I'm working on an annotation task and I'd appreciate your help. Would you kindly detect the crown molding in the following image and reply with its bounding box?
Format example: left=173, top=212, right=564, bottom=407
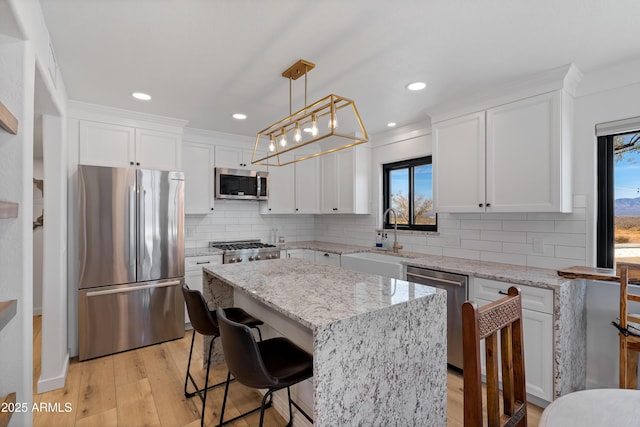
left=68, top=100, right=189, bottom=131
left=428, top=63, right=583, bottom=124
left=371, top=119, right=431, bottom=147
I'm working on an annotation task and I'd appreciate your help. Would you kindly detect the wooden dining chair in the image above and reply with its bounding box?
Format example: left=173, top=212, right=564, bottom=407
left=617, top=262, right=640, bottom=389
left=462, top=286, right=527, bottom=427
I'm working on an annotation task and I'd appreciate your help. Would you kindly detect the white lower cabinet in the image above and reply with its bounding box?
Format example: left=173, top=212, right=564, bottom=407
left=471, top=278, right=554, bottom=402
left=184, top=255, right=222, bottom=324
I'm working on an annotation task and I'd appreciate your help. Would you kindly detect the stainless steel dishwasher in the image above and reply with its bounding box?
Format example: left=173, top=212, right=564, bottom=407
left=406, top=265, right=468, bottom=370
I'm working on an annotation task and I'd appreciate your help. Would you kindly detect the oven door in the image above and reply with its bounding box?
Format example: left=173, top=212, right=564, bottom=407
left=215, top=168, right=269, bottom=200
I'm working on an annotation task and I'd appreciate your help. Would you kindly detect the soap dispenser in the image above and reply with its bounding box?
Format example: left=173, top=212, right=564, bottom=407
left=376, top=232, right=383, bottom=248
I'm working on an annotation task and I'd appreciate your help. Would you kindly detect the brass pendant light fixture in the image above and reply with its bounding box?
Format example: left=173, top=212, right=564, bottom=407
left=252, top=59, right=368, bottom=167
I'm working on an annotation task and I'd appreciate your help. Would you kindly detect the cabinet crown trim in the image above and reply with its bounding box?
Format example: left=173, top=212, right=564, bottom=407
left=429, top=64, right=582, bottom=124
left=69, top=101, right=188, bottom=130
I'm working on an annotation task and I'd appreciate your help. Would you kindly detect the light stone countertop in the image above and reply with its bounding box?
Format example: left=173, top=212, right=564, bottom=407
left=281, top=240, right=571, bottom=290
left=184, top=247, right=224, bottom=257
left=403, top=256, right=572, bottom=291
left=203, top=257, right=442, bottom=331
left=190, top=240, right=572, bottom=290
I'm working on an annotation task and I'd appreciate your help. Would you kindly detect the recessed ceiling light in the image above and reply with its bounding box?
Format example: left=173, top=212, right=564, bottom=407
left=132, top=92, right=152, bottom=101
left=387, top=122, right=397, bottom=127
left=232, top=113, right=247, bottom=120
left=405, top=82, right=427, bottom=91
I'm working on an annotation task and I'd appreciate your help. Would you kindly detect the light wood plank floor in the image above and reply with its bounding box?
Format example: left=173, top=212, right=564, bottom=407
left=33, top=316, right=542, bottom=426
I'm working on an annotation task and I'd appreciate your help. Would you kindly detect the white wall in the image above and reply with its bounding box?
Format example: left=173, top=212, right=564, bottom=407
left=33, top=158, right=43, bottom=315
left=0, top=35, right=35, bottom=427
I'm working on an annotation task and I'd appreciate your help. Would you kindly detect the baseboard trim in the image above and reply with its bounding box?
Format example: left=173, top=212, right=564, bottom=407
left=37, top=352, right=69, bottom=394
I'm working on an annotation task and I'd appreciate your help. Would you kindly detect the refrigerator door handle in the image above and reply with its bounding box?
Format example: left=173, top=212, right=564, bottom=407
left=129, top=185, right=136, bottom=268
left=138, top=186, right=146, bottom=267
left=86, top=280, right=181, bottom=297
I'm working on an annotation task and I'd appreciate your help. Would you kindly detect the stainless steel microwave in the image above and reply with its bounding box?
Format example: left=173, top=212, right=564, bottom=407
left=215, top=168, right=269, bottom=200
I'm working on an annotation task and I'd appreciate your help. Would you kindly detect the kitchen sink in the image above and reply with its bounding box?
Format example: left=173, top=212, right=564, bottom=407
left=341, top=251, right=405, bottom=279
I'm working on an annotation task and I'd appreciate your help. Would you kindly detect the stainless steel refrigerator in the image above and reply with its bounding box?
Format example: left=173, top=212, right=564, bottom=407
left=77, top=165, right=185, bottom=361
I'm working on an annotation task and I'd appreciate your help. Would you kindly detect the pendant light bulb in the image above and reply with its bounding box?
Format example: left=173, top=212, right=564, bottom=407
left=311, top=115, right=318, bottom=137
left=328, top=115, right=338, bottom=130
left=279, top=129, right=287, bottom=148
left=294, top=125, right=302, bottom=142
left=268, top=136, right=276, bottom=152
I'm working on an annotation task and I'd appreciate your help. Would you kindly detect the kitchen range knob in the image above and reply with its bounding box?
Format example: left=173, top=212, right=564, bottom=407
left=235, top=257, right=242, bottom=263
left=255, top=255, right=261, bottom=260
left=248, top=256, right=254, bottom=261
left=228, top=258, right=235, bottom=263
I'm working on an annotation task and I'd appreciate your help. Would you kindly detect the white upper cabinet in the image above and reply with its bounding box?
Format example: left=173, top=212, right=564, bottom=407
left=79, top=121, right=135, bottom=168
left=431, top=65, right=580, bottom=214
left=433, top=112, right=485, bottom=213
left=134, top=128, right=182, bottom=171
left=183, top=142, right=214, bottom=214
left=433, top=91, right=572, bottom=213
left=320, top=146, right=371, bottom=214
left=79, top=120, right=181, bottom=171
left=486, top=91, right=567, bottom=212
left=262, top=153, right=296, bottom=214
left=295, top=155, right=319, bottom=213
left=215, top=145, right=265, bottom=170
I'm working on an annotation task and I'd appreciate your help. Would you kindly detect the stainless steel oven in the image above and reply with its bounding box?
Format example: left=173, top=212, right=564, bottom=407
left=215, top=168, right=269, bottom=200
left=406, top=265, right=468, bottom=370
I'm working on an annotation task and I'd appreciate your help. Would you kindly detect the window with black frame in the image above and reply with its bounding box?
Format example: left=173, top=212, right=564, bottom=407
left=597, top=130, right=640, bottom=268
left=382, top=156, right=437, bottom=232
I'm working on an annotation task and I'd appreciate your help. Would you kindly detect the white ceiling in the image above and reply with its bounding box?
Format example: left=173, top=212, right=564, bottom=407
left=39, top=0, right=640, bottom=137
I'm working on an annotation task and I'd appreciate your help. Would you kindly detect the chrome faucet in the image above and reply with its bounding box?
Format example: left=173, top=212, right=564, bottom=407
left=382, top=208, right=403, bottom=254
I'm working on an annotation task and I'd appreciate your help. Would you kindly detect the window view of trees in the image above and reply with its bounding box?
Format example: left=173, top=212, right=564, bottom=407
left=383, top=157, right=436, bottom=231
left=614, top=132, right=640, bottom=264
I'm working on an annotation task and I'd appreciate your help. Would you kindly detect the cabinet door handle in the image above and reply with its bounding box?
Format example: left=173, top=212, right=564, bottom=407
left=498, top=290, right=508, bottom=295
left=486, top=203, right=491, bottom=207
left=478, top=203, right=483, bottom=207
left=196, top=261, right=211, bottom=265
left=324, top=253, right=330, bottom=257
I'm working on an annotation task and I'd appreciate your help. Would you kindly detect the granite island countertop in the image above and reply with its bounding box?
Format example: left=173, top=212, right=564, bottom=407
left=202, top=257, right=448, bottom=426
left=203, top=257, right=443, bottom=331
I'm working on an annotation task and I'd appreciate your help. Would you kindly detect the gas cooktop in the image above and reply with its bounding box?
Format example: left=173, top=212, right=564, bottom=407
left=209, top=240, right=280, bottom=263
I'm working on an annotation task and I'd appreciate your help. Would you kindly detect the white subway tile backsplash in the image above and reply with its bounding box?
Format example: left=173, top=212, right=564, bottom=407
left=502, top=220, right=554, bottom=232
left=480, top=212, right=528, bottom=220
left=461, top=219, right=503, bottom=230
left=442, top=247, right=481, bottom=260
left=526, top=255, right=581, bottom=270
left=480, top=230, right=527, bottom=243
left=526, top=232, right=586, bottom=246
left=573, top=194, right=587, bottom=208
left=554, top=220, right=586, bottom=234
left=480, top=251, right=527, bottom=266
left=461, top=239, right=502, bottom=252
left=460, top=229, right=481, bottom=240
left=503, top=242, right=555, bottom=257
left=554, top=245, right=586, bottom=260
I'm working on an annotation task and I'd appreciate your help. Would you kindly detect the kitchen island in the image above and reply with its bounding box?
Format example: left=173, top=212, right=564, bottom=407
left=203, top=258, right=447, bottom=427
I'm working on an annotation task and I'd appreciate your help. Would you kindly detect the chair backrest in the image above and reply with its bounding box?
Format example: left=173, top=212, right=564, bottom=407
left=619, top=263, right=640, bottom=335
left=182, top=284, right=219, bottom=336
left=216, top=307, right=277, bottom=389
left=462, top=286, right=527, bottom=427
left=617, top=262, right=640, bottom=389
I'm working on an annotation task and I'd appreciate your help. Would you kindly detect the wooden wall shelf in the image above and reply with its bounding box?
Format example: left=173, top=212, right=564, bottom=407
left=0, top=201, right=18, bottom=219
left=0, top=100, right=18, bottom=135
left=0, top=300, right=17, bottom=333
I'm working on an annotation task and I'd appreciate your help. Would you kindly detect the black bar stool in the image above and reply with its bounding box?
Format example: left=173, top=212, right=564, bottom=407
left=182, top=284, right=264, bottom=427
left=216, top=307, right=314, bottom=427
